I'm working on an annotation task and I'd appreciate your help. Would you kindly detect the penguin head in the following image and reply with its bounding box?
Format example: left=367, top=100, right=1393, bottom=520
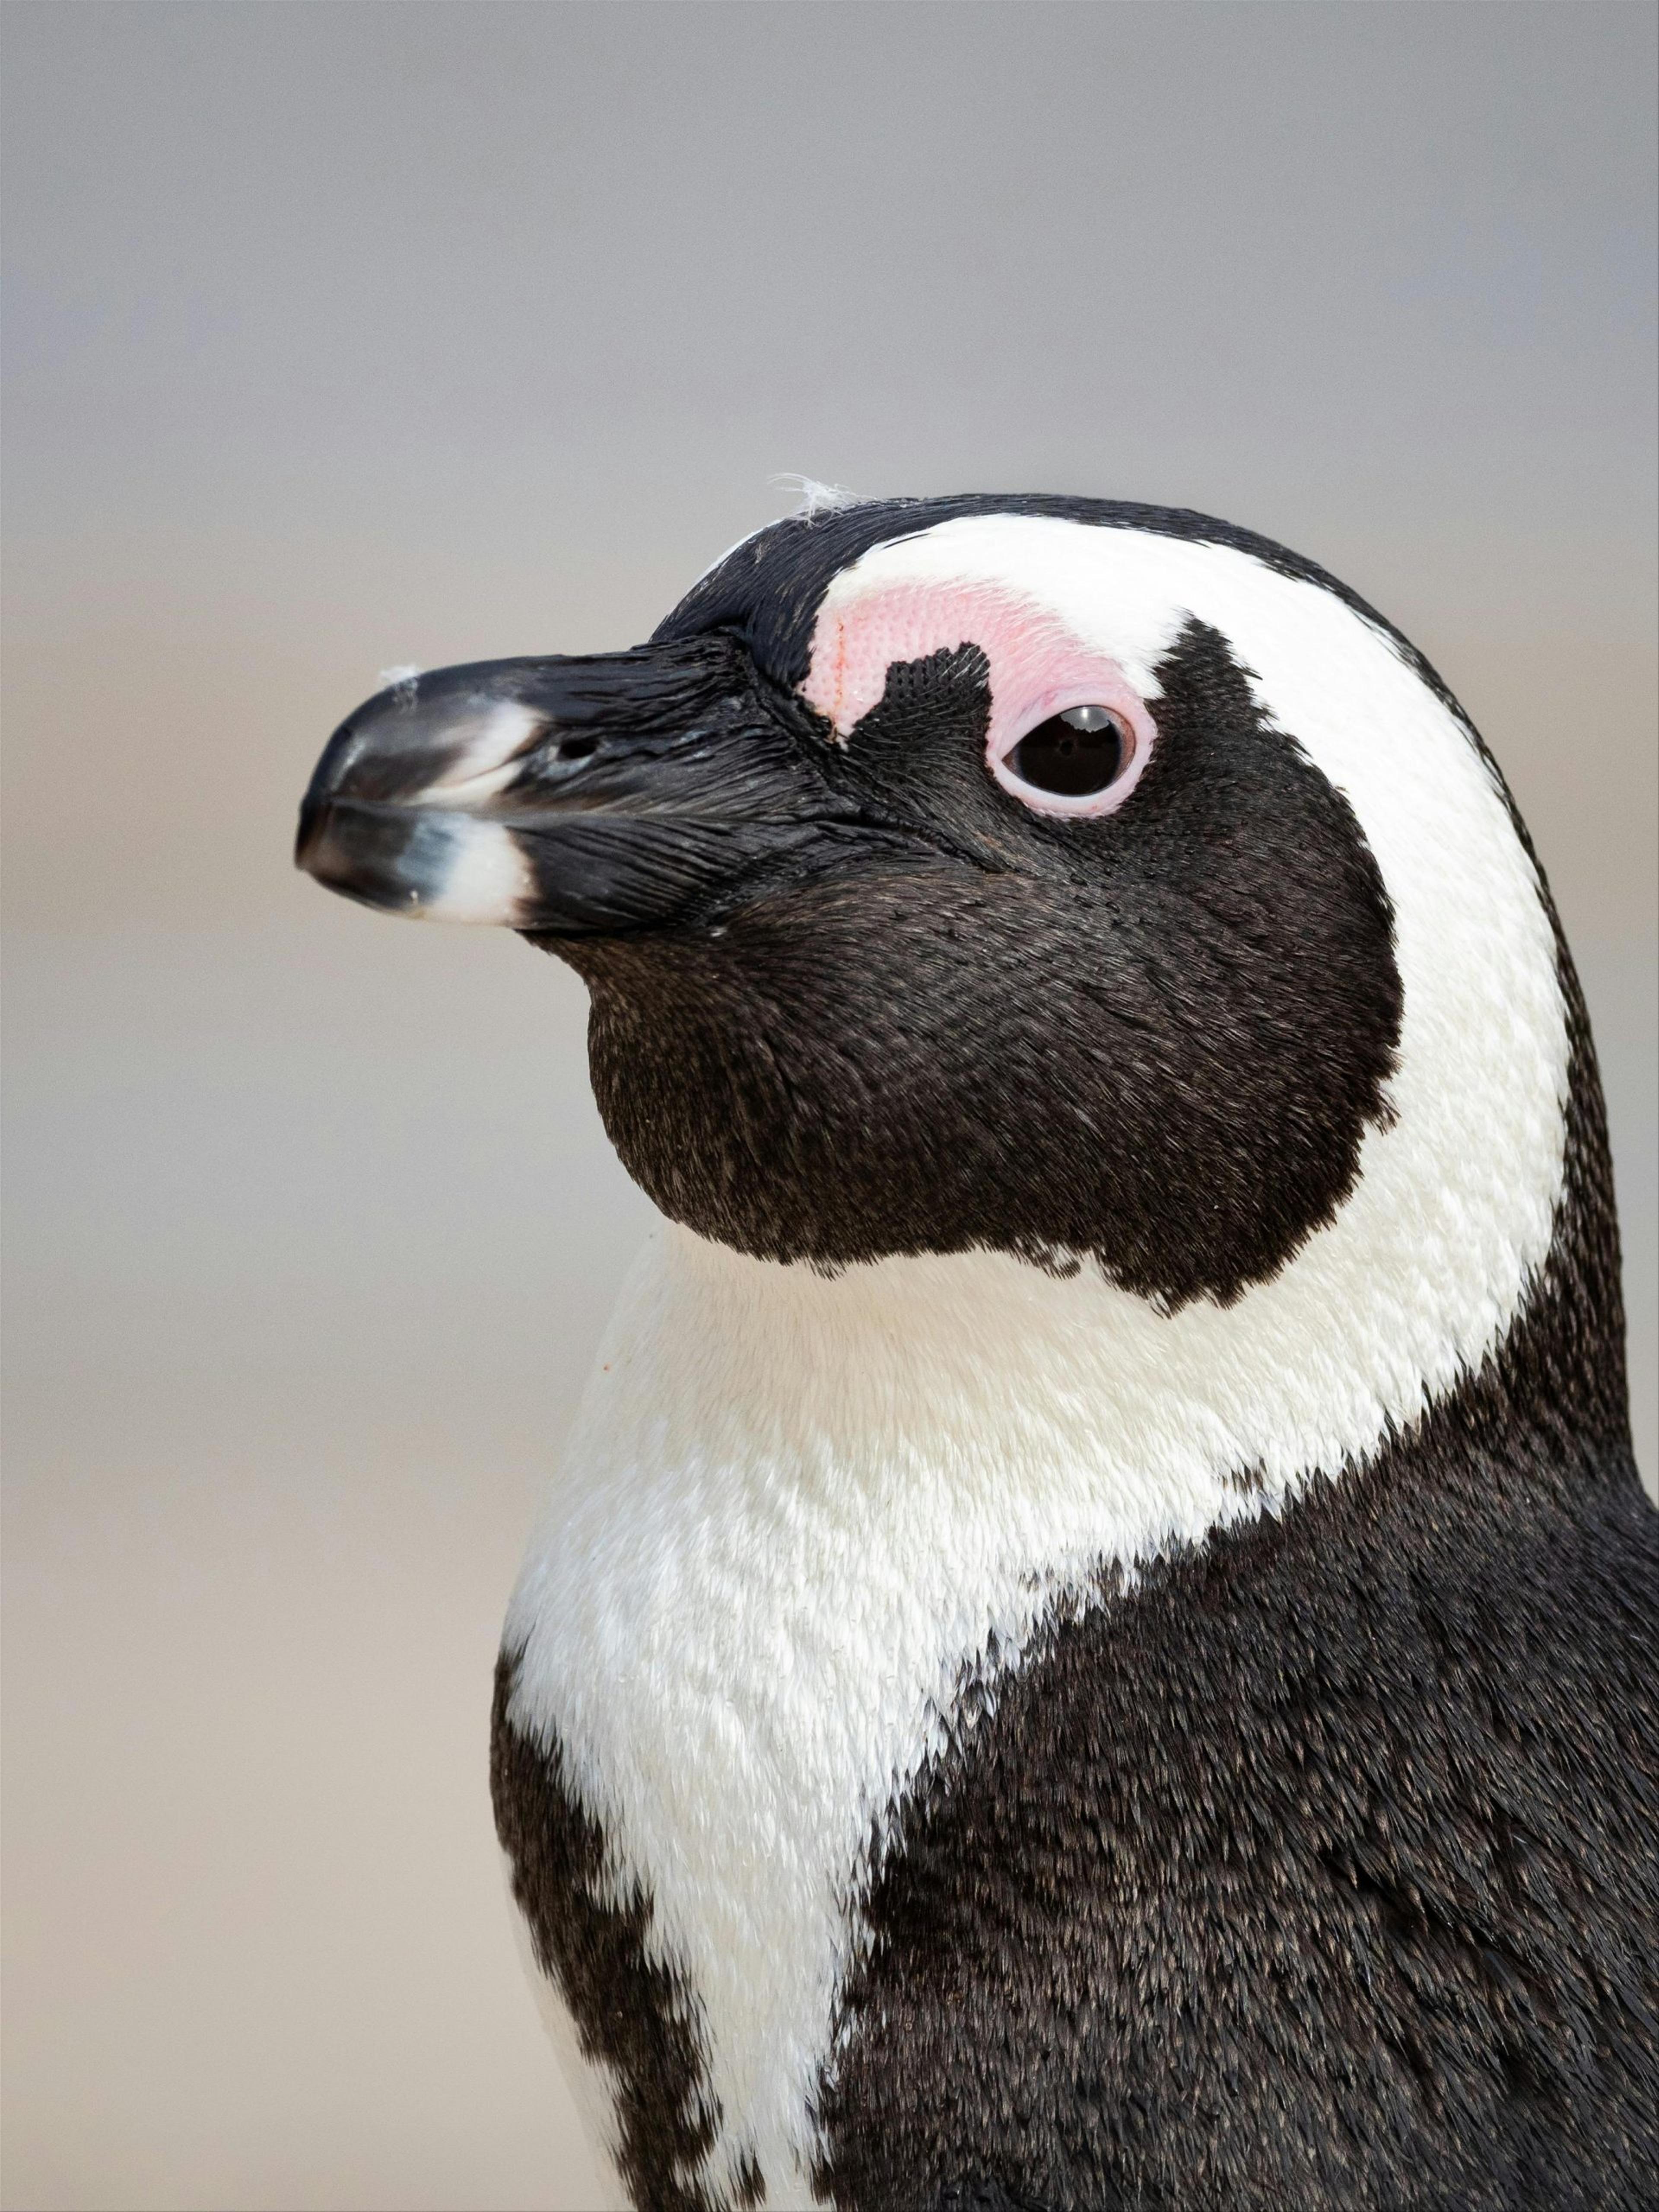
left=298, top=496, right=1570, bottom=1334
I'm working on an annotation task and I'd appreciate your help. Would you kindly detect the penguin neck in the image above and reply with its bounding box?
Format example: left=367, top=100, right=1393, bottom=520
left=551, top=1224, right=1314, bottom=1583
left=511, top=960, right=1628, bottom=1691
left=516, top=1195, right=1544, bottom=1720
left=533, top=1183, right=1566, bottom=1591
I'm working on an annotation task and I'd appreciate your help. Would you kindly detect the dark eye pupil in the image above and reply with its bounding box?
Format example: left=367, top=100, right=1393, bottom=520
left=1007, top=706, right=1126, bottom=797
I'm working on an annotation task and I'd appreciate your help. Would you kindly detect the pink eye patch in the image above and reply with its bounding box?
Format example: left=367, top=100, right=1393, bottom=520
left=799, top=580, right=1157, bottom=819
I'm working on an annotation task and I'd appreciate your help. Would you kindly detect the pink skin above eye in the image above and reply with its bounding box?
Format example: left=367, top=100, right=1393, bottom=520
left=799, top=579, right=1157, bottom=819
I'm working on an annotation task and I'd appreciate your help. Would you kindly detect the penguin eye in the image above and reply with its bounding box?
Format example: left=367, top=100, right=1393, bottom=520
left=1005, top=706, right=1129, bottom=797
left=993, top=701, right=1145, bottom=818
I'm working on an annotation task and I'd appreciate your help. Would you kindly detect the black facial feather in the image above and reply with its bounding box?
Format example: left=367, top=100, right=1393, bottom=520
left=554, top=618, right=1400, bottom=1310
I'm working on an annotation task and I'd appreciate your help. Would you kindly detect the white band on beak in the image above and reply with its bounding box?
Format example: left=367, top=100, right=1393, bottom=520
left=414, top=815, right=535, bottom=925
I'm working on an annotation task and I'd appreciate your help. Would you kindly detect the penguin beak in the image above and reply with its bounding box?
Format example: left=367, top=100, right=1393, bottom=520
left=295, top=640, right=887, bottom=936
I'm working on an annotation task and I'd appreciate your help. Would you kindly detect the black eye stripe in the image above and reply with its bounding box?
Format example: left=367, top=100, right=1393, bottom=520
left=1006, top=707, right=1129, bottom=798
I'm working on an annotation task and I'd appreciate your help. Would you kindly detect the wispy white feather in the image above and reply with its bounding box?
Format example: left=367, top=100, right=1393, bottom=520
left=771, top=474, right=857, bottom=520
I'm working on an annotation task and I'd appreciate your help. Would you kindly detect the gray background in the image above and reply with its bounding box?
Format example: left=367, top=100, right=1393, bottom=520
left=3, top=6, right=1654, bottom=2207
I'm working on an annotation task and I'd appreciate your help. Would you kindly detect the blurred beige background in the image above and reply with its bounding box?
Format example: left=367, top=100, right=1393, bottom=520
left=3, top=6, right=1654, bottom=2208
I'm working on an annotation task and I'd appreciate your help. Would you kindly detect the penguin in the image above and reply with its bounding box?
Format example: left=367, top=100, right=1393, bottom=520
left=296, top=495, right=1659, bottom=2212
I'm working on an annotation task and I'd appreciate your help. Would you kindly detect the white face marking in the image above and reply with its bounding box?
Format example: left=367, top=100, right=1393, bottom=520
left=504, top=515, right=1570, bottom=2205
